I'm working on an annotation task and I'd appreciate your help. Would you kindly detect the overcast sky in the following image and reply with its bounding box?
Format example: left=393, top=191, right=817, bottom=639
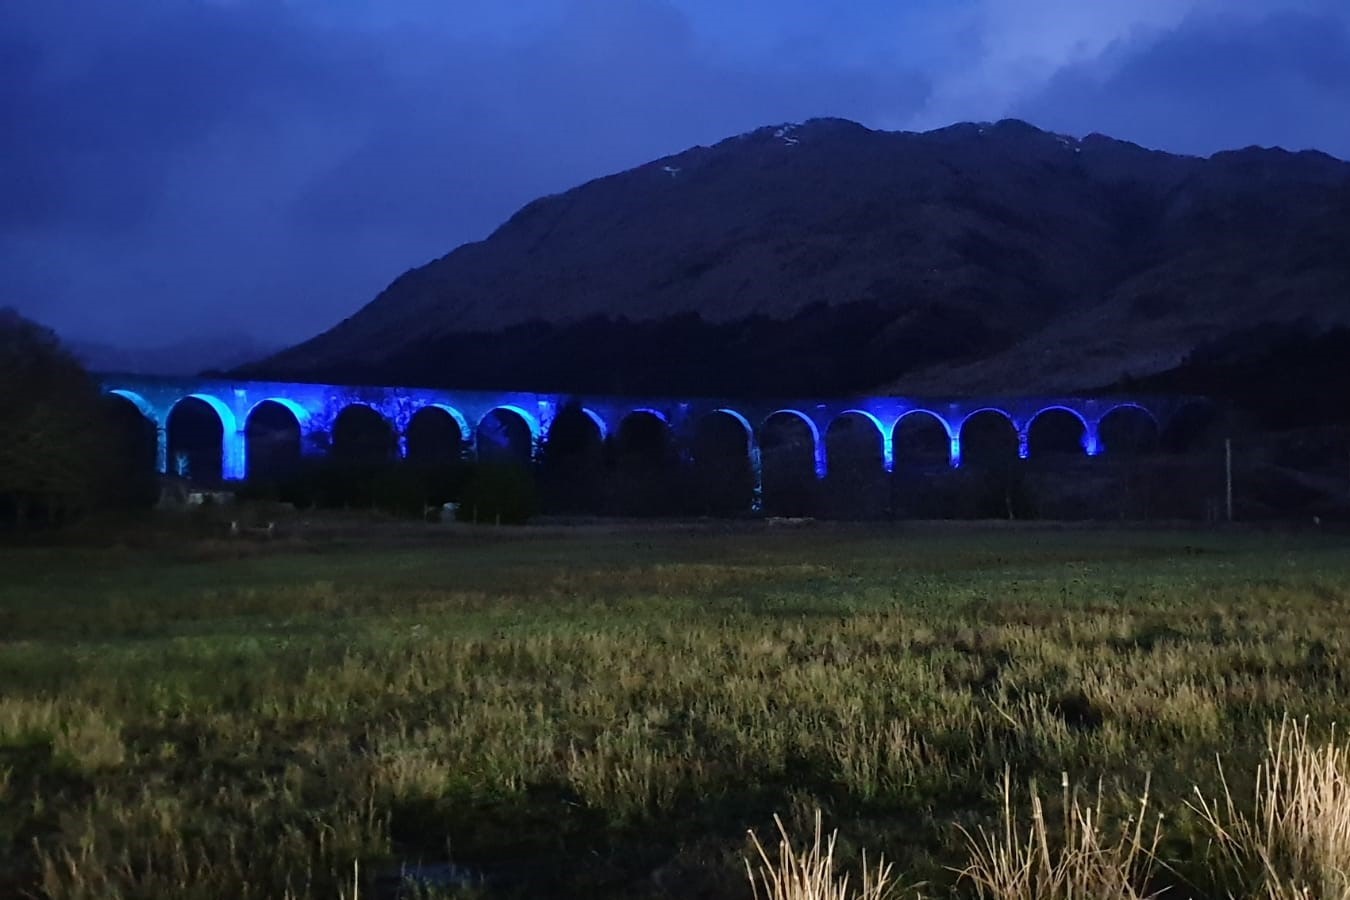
left=6, top=0, right=1350, bottom=349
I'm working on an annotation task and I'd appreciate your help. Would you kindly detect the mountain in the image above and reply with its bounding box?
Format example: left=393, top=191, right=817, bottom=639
left=76, top=334, right=278, bottom=377
left=245, top=118, right=1350, bottom=401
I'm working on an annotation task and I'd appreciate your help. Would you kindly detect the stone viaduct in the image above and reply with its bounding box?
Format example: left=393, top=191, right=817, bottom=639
left=99, top=373, right=1199, bottom=510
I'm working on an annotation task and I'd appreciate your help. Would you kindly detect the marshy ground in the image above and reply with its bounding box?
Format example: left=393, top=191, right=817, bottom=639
left=2, top=517, right=1349, bottom=898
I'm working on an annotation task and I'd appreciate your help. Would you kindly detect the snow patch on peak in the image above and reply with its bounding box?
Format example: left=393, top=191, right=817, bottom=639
left=661, top=165, right=681, bottom=178
left=1053, top=133, right=1084, bottom=155
left=774, top=124, right=801, bottom=146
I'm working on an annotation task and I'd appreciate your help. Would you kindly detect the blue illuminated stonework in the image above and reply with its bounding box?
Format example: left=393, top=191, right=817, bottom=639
left=101, top=373, right=1186, bottom=508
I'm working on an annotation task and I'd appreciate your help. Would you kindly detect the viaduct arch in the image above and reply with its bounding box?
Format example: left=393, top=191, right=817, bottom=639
left=97, top=373, right=1191, bottom=512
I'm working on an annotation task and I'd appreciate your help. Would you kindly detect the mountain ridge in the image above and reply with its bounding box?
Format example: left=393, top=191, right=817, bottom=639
left=245, top=118, right=1350, bottom=400
left=76, top=333, right=281, bottom=377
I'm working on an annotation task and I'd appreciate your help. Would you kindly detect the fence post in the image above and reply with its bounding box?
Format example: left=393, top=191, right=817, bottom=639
left=1225, top=438, right=1233, bottom=523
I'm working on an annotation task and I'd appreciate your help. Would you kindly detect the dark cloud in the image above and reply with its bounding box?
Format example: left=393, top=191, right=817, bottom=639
left=1016, top=8, right=1350, bottom=159
left=5, top=0, right=1349, bottom=351
left=2, top=0, right=927, bottom=347
left=0, top=3, right=371, bottom=233
left=293, top=3, right=926, bottom=234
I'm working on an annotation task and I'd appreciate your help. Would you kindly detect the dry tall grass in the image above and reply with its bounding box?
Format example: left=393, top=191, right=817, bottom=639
left=956, top=770, right=1163, bottom=900
left=816, top=717, right=1349, bottom=900
left=746, top=809, right=896, bottom=900
left=1192, top=717, right=1350, bottom=899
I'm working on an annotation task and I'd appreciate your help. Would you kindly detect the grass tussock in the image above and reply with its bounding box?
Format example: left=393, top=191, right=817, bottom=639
left=1192, top=716, right=1350, bottom=899
left=957, top=770, right=1162, bottom=900
left=0, top=697, right=125, bottom=772
left=746, top=809, right=897, bottom=900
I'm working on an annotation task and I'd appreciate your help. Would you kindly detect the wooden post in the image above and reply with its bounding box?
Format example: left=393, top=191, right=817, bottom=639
left=1225, top=438, right=1234, bottom=523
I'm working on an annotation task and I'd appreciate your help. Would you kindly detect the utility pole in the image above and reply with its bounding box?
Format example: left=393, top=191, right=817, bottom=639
left=1225, top=438, right=1234, bottom=523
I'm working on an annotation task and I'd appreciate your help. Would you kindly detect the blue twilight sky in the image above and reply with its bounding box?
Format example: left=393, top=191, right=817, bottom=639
left=4, top=0, right=1350, bottom=349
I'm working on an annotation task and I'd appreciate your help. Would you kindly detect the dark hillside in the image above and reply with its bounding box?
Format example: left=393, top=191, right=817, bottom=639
left=244, top=119, right=1350, bottom=399
left=1118, top=324, right=1350, bottom=429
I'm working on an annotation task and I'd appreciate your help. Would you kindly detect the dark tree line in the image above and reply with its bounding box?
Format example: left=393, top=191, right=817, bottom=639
left=4, top=306, right=1278, bottom=527
left=1, top=309, right=157, bottom=530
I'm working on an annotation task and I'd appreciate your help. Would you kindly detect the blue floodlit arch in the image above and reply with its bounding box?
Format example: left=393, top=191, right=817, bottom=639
left=479, top=405, right=540, bottom=441
left=245, top=397, right=310, bottom=427
left=1099, top=402, right=1160, bottom=429
left=1027, top=405, right=1088, bottom=431
left=416, top=403, right=471, bottom=439
left=335, top=402, right=391, bottom=428
left=957, top=406, right=1017, bottom=432
left=625, top=407, right=670, bottom=426
left=108, top=389, right=156, bottom=421
left=243, top=398, right=309, bottom=477
left=616, top=408, right=674, bottom=450
left=956, top=407, right=1018, bottom=464
left=710, top=408, right=754, bottom=443
left=401, top=404, right=470, bottom=462
left=893, top=408, right=957, bottom=467
left=476, top=405, right=541, bottom=460
left=579, top=408, right=609, bottom=441
left=1096, top=402, right=1162, bottom=456
left=763, top=409, right=825, bottom=478
left=702, top=408, right=761, bottom=512
left=182, top=393, right=238, bottom=434
left=542, top=405, right=609, bottom=445
left=831, top=408, right=893, bottom=472
left=332, top=402, right=399, bottom=462
left=1026, top=405, right=1091, bottom=456
left=167, top=393, right=242, bottom=479
left=108, top=389, right=167, bottom=473
left=896, top=408, right=956, bottom=435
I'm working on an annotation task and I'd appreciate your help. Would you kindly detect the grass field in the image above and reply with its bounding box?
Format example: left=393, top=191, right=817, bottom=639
left=2, top=517, right=1350, bottom=898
